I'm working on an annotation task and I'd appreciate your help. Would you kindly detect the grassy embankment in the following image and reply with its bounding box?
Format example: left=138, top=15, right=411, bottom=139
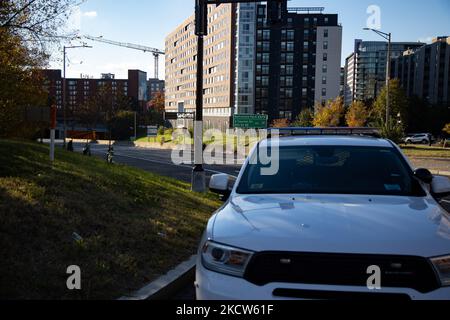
left=0, top=139, right=221, bottom=299
left=400, top=145, right=450, bottom=158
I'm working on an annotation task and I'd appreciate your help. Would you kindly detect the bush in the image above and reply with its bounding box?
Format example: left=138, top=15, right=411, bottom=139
left=292, top=109, right=314, bottom=127
left=379, top=120, right=405, bottom=144
left=271, top=118, right=290, bottom=128
left=110, top=111, right=134, bottom=140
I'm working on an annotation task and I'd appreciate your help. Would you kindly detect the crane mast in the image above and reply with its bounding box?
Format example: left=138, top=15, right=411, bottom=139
left=84, top=35, right=165, bottom=79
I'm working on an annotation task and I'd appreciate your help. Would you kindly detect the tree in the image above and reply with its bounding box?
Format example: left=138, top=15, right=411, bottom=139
left=1, top=0, right=80, bottom=48
left=271, top=118, right=290, bottom=128
left=313, top=96, right=345, bottom=127
left=77, top=83, right=131, bottom=141
left=443, top=123, right=450, bottom=136
left=0, top=0, right=79, bottom=138
left=143, top=91, right=165, bottom=126
left=110, top=111, right=135, bottom=140
left=0, top=28, right=47, bottom=138
left=373, top=79, right=409, bottom=126
left=346, top=101, right=370, bottom=127
left=292, top=108, right=314, bottom=127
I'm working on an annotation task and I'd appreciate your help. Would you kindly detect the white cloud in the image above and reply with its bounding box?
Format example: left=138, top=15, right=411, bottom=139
left=83, top=11, right=98, bottom=19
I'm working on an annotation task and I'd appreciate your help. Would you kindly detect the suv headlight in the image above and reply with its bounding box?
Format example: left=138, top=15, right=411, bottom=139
left=201, top=241, right=254, bottom=277
left=431, top=255, right=450, bottom=286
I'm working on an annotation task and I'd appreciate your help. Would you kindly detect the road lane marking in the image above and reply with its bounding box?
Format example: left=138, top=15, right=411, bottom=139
left=91, top=150, right=235, bottom=177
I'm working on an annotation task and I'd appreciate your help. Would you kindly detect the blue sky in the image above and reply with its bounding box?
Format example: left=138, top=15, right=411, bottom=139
left=51, top=0, right=450, bottom=79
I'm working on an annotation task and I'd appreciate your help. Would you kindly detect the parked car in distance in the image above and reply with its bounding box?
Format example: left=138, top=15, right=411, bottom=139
left=404, top=133, right=435, bottom=145
left=196, top=132, right=450, bottom=300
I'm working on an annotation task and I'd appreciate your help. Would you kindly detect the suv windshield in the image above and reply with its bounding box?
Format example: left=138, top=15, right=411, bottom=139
left=237, top=146, right=425, bottom=196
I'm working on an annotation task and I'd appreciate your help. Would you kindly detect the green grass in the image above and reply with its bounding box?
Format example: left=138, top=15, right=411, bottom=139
left=136, top=132, right=260, bottom=151
left=400, top=145, right=450, bottom=158
left=0, top=139, right=221, bottom=300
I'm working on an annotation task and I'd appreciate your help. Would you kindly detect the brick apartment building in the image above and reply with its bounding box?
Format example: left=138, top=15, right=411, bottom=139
left=42, top=69, right=148, bottom=138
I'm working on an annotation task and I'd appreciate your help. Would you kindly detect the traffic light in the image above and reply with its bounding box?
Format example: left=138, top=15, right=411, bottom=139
left=195, top=0, right=208, bottom=36
left=266, top=0, right=287, bottom=25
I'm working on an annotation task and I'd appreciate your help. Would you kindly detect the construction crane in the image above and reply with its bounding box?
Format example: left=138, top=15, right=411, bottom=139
left=84, top=35, right=165, bottom=79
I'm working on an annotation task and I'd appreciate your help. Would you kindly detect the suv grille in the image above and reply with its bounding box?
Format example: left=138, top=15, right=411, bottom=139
left=244, top=252, right=440, bottom=294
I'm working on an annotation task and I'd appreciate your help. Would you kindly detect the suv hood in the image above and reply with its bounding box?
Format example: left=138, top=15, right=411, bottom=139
left=212, top=194, right=450, bottom=257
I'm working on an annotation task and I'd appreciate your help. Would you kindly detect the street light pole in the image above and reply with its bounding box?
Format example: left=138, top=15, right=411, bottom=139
left=363, top=28, right=392, bottom=128
left=63, top=46, right=67, bottom=148
left=62, top=45, right=93, bottom=148
left=386, top=32, right=392, bottom=129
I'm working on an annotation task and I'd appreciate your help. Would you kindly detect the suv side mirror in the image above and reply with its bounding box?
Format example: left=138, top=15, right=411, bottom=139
left=414, top=168, right=433, bottom=184
left=431, top=175, right=450, bottom=197
left=209, top=174, right=234, bottom=201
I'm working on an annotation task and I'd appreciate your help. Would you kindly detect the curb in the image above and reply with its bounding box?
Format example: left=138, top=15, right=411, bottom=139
left=119, top=255, right=197, bottom=301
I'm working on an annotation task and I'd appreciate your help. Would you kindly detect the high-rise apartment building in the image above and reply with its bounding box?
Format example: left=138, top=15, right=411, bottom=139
left=165, top=4, right=236, bottom=130
left=344, top=40, right=424, bottom=105
left=165, top=2, right=342, bottom=128
left=254, top=5, right=342, bottom=119
left=392, top=36, right=450, bottom=105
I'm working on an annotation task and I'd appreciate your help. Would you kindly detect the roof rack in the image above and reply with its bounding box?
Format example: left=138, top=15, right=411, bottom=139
left=267, top=127, right=382, bottom=138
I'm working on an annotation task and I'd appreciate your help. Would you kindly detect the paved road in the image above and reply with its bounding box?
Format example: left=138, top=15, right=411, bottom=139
left=69, top=142, right=242, bottom=183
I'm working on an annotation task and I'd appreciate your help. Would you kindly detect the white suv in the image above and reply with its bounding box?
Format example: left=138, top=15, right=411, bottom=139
left=405, top=134, right=433, bottom=145
left=196, top=133, right=450, bottom=300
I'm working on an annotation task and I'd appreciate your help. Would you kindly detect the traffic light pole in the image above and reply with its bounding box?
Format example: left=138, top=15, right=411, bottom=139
left=192, top=0, right=284, bottom=192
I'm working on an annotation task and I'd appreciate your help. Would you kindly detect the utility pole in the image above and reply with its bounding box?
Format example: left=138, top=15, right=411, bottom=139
left=192, top=0, right=285, bottom=192
left=62, top=45, right=92, bottom=148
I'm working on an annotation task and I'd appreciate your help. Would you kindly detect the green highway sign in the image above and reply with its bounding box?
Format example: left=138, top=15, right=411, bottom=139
left=147, top=126, right=158, bottom=137
left=233, top=114, right=268, bottom=129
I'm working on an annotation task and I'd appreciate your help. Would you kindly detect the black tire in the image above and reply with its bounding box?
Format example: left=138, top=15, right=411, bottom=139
left=422, top=140, right=428, bottom=145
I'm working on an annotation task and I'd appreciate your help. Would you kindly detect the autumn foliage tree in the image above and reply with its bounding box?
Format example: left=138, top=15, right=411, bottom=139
left=271, top=118, right=290, bottom=128
left=0, top=0, right=81, bottom=138
left=346, top=100, right=370, bottom=127
left=443, top=124, right=450, bottom=136
left=0, top=28, right=46, bottom=137
left=313, top=96, right=345, bottom=127
left=292, top=108, right=314, bottom=127
left=144, top=91, right=165, bottom=126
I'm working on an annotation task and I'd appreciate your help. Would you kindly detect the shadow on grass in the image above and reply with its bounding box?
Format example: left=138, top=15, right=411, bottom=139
left=0, top=139, right=220, bottom=299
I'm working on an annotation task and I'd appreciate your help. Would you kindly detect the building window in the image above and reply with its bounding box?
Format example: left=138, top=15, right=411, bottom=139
left=324, top=29, right=329, bottom=38
left=287, top=30, right=295, bottom=40
left=322, top=88, right=327, bottom=96
left=302, top=88, right=308, bottom=97
left=322, top=76, right=327, bottom=85
left=286, top=76, right=293, bottom=86
left=322, top=64, right=328, bottom=73
left=286, top=42, right=294, bottom=52
left=323, top=53, right=328, bottom=61
left=323, top=41, right=328, bottom=50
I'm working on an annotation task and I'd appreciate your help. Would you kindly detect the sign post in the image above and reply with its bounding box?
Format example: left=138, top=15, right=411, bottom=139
left=50, top=105, right=57, bottom=162
left=147, top=125, right=158, bottom=142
